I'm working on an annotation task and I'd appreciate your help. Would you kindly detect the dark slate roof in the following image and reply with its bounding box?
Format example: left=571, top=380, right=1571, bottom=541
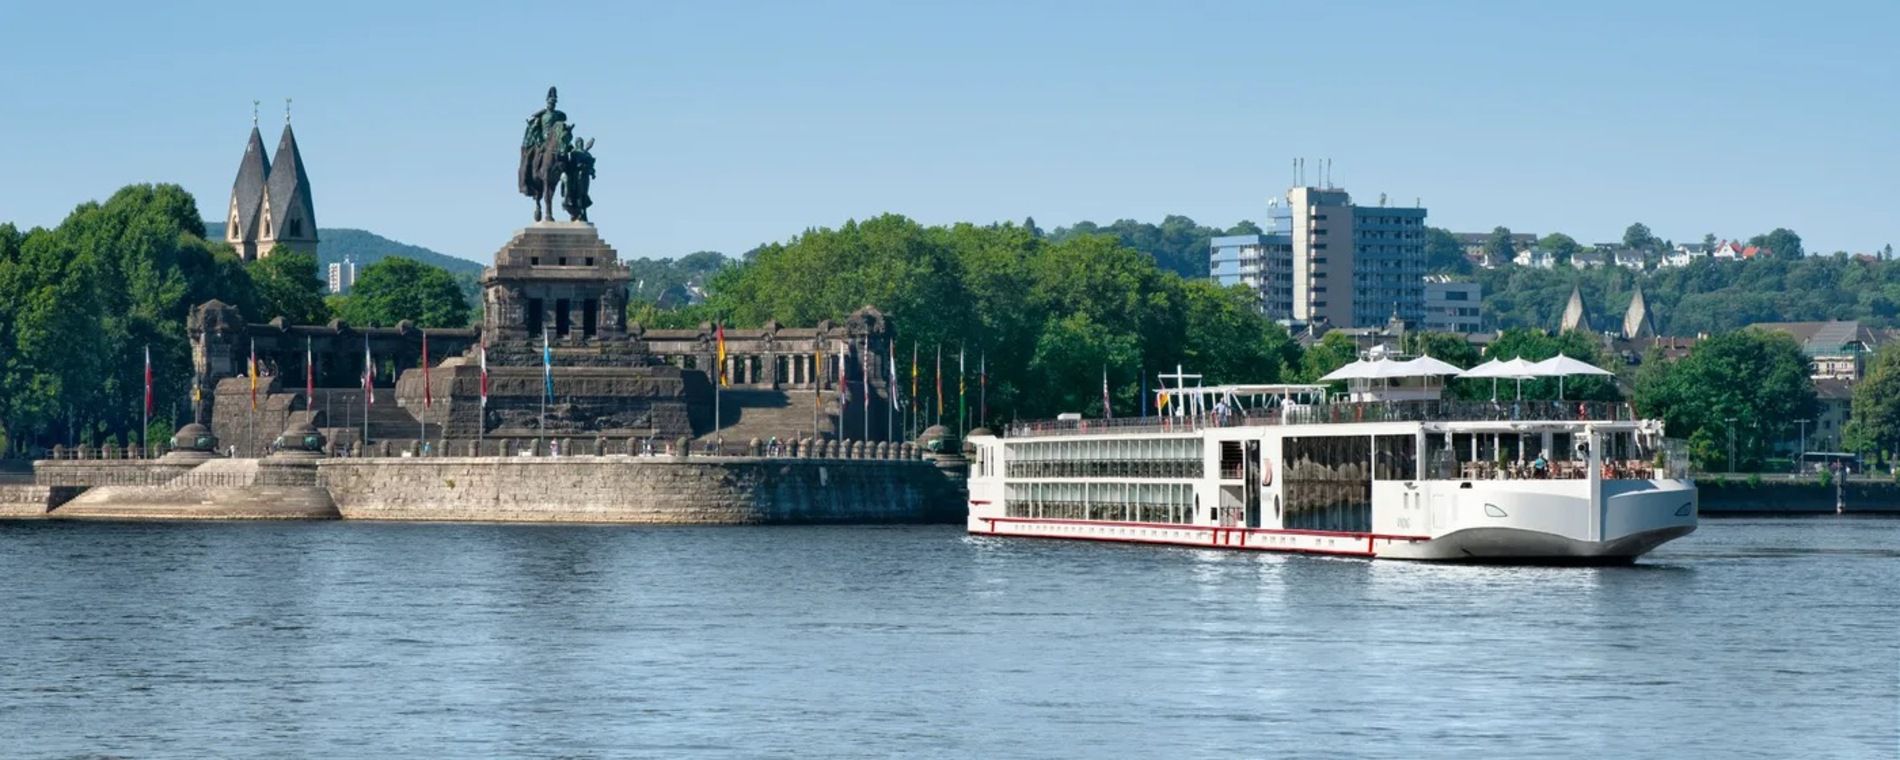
left=266, top=123, right=317, bottom=240
left=228, top=127, right=270, bottom=241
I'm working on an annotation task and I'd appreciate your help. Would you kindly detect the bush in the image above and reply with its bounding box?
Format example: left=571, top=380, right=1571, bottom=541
left=1746, top=473, right=1763, bottom=488
left=1817, top=469, right=1834, bottom=489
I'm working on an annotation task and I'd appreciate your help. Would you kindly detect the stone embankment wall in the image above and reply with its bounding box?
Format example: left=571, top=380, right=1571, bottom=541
left=318, top=456, right=964, bottom=524
left=1698, top=480, right=1900, bottom=514
left=0, top=485, right=81, bottom=517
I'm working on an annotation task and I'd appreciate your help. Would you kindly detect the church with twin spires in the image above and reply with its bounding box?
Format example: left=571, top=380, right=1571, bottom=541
left=224, top=106, right=317, bottom=260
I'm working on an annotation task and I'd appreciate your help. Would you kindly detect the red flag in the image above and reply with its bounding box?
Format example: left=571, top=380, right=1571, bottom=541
left=422, top=331, right=432, bottom=409
left=143, top=345, right=153, bottom=418
left=363, top=337, right=375, bottom=406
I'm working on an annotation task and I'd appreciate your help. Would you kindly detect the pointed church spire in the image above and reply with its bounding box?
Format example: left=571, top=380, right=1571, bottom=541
left=262, top=112, right=318, bottom=257
left=1623, top=285, right=1657, bottom=340
left=225, top=119, right=271, bottom=260
left=1559, top=284, right=1592, bottom=334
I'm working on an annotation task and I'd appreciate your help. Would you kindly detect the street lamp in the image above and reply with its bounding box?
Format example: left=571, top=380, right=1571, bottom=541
left=1724, top=417, right=1738, bottom=474
left=1795, top=419, right=1811, bottom=471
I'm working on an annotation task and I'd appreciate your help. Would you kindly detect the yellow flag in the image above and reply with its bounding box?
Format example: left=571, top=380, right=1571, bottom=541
left=715, top=324, right=729, bottom=387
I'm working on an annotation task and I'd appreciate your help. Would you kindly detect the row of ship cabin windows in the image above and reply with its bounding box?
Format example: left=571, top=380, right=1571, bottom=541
left=1004, top=482, right=1197, bottom=524
left=1004, top=439, right=1204, bottom=479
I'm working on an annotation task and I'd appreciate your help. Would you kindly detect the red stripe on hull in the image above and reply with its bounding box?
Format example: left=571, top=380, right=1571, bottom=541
left=976, top=524, right=1378, bottom=558
left=973, top=517, right=1429, bottom=558
left=981, top=516, right=1427, bottom=542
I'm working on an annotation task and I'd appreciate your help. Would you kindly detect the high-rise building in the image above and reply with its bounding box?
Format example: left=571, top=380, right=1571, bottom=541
left=224, top=106, right=318, bottom=260
left=1210, top=185, right=1426, bottom=327
left=327, top=256, right=356, bottom=294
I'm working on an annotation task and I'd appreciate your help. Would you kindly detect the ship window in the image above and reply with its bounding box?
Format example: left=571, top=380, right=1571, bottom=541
left=1281, top=435, right=1373, bottom=533
left=1374, top=435, right=1417, bottom=480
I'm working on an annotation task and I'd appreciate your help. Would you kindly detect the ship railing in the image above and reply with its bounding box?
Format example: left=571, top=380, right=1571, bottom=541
left=1440, top=460, right=1659, bottom=481
left=1005, top=400, right=1638, bottom=438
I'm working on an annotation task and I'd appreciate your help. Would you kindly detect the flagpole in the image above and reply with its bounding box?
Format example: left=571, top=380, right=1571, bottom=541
left=418, top=330, right=427, bottom=451
left=887, top=338, right=895, bottom=443
left=861, top=337, right=869, bottom=442
left=248, top=338, right=256, bottom=458
left=141, top=344, right=150, bottom=459
left=477, top=340, right=487, bottom=456
left=812, top=339, right=821, bottom=442
left=363, top=335, right=370, bottom=452
left=539, top=327, right=549, bottom=455
left=714, top=321, right=725, bottom=443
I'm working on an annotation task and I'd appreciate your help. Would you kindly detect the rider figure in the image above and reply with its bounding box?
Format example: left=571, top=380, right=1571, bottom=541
left=518, top=87, right=569, bottom=201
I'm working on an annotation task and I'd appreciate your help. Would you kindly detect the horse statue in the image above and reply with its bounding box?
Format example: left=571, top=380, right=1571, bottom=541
left=519, top=87, right=575, bottom=223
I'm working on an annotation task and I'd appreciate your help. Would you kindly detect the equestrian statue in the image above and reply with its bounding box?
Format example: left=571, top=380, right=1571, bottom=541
left=518, top=86, right=599, bottom=222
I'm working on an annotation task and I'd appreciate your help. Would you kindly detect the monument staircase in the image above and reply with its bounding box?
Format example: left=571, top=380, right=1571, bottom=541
left=307, top=388, right=441, bottom=447
left=702, top=389, right=832, bottom=443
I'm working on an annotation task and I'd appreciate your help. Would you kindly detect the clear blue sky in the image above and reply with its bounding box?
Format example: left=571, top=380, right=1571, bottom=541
left=2, top=0, right=1895, bottom=263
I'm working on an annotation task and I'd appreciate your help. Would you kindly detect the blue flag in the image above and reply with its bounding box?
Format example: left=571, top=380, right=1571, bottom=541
left=542, top=328, right=554, bottom=401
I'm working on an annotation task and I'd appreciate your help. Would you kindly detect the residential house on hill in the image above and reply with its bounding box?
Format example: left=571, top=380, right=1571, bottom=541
left=1661, top=243, right=1710, bottom=268
left=1712, top=240, right=1764, bottom=260
left=1455, top=231, right=1537, bottom=268
left=1513, top=248, right=1557, bottom=269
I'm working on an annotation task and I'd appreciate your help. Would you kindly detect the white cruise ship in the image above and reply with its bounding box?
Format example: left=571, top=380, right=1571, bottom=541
left=965, top=361, right=1697, bottom=563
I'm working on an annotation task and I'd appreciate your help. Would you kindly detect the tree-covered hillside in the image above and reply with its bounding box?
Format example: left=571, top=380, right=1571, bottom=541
left=1047, top=215, right=1259, bottom=279
left=1476, top=255, right=1900, bottom=335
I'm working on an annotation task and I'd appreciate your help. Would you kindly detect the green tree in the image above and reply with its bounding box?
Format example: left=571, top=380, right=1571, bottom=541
left=339, top=257, right=471, bottom=328
left=0, top=184, right=234, bottom=448
left=1403, top=331, right=1479, bottom=368
left=1702, top=233, right=1718, bottom=250
left=1749, top=228, right=1805, bottom=261
left=1623, top=222, right=1658, bottom=251
left=1299, top=331, right=1359, bottom=383
left=1180, top=281, right=1299, bottom=384
left=1845, top=344, right=1900, bottom=458
left=248, top=248, right=329, bottom=324
left=1484, top=226, right=1516, bottom=266
left=1424, top=227, right=1471, bottom=274
left=1634, top=329, right=1816, bottom=470
left=1538, top=233, right=1582, bottom=264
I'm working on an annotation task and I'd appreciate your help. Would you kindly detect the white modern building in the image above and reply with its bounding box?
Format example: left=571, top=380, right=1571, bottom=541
left=327, top=255, right=356, bottom=294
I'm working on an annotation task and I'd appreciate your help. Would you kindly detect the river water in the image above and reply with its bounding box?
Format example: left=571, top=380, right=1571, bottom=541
left=1, top=517, right=1894, bottom=759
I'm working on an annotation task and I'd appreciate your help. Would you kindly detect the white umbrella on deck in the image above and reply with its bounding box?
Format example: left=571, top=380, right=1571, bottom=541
left=1458, top=356, right=1537, bottom=400
left=1399, top=356, right=1466, bottom=376
left=1529, top=355, right=1614, bottom=400
left=1318, top=358, right=1385, bottom=382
